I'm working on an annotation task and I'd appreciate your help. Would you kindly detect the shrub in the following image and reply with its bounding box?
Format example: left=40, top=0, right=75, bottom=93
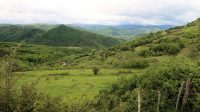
left=92, top=67, right=100, bottom=75
left=0, top=43, right=63, bottom=112
left=130, top=37, right=153, bottom=48
left=0, top=49, right=10, bottom=57
left=93, top=60, right=200, bottom=112
left=117, top=70, right=133, bottom=75
left=64, top=98, right=93, bottom=112
left=168, top=44, right=180, bottom=54
left=120, top=45, right=130, bottom=51
left=137, top=48, right=152, bottom=57
left=150, top=42, right=184, bottom=55
left=32, top=95, right=62, bottom=112
left=122, top=59, right=149, bottom=69
left=12, top=60, right=30, bottom=72
left=48, top=72, right=70, bottom=76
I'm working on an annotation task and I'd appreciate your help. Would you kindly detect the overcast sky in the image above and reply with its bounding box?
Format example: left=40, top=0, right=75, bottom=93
left=0, top=0, right=200, bottom=25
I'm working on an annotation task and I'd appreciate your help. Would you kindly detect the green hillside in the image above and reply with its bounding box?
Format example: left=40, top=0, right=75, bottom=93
left=0, top=25, right=45, bottom=42
left=90, top=18, right=200, bottom=111
left=0, top=25, right=121, bottom=48
left=33, top=25, right=121, bottom=48
left=115, top=18, right=200, bottom=57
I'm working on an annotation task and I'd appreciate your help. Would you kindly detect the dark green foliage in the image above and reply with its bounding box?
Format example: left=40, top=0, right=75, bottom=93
left=0, top=42, right=91, bottom=71
left=0, top=45, right=63, bottom=112
left=121, top=59, right=149, bottom=69
left=64, top=99, right=93, bottom=112
left=92, top=67, right=100, bottom=75
left=48, top=72, right=70, bottom=76
left=137, top=48, right=152, bottom=57
left=18, top=83, right=38, bottom=112
left=0, top=48, right=10, bottom=57
left=117, top=70, right=133, bottom=75
left=0, top=25, right=44, bottom=42
left=137, top=41, right=184, bottom=57
left=168, top=44, right=181, bottom=54
left=32, top=94, right=62, bottom=112
left=93, top=60, right=200, bottom=112
left=151, top=43, right=181, bottom=55
left=120, top=45, right=130, bottom=51
left=0, top=25, right=121, bottom=48
left=149, top=37, right=185, bottom=56
left=33, top=25, right=121, bottom=48
left=130, top=37, right=154, bottom=48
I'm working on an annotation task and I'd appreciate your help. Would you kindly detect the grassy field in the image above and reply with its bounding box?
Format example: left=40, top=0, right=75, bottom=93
left=15, top=68, right=142, bottom=104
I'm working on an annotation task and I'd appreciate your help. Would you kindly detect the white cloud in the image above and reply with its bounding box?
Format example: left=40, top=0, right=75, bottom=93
left=0, top=0, right=200, bottom=25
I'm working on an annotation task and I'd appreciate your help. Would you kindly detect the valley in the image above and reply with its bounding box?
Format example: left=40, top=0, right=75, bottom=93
left=0, top=18, right=200, bottom=111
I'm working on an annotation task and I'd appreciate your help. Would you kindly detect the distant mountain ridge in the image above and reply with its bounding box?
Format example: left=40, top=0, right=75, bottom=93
left=33, top=25, right=121, bottom=48
left=0, top=25, right=45, bottom=41
left=0, top=24, right=121, bottom=48
left=0, top=23, right=173, bottom=39
left=71, top=24, right=174, bottom=39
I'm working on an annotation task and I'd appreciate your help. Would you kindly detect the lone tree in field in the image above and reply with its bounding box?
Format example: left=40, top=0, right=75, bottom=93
left=92, top=67, right=100, bottom=75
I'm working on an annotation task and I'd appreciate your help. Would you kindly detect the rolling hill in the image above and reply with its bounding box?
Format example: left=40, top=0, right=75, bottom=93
left=0, top=25, right=45, bottom=42
left=90, top=18, right=200, bottom=112
left=33, top=25, right=121, bottom=48
left=0, top=24, right=121, bottom=48
left=115, top=18, right=200, bottom=57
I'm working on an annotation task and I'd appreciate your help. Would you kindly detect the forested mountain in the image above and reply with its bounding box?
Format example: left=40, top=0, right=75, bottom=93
left=0, top=25, right=45, bottom=42
left=33, top=25, right=121, bottom=48
left=0, top=24, right=121, bottom=48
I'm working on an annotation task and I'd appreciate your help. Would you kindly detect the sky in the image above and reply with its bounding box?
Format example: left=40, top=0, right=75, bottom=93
left=0, top=0, right=200, bottom=25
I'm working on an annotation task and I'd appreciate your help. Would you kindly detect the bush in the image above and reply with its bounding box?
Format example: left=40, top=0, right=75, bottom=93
left=120, top=45, right=130, bottom=51
left=12, top=60, right=30, bottom=72
left=117, top=70, right=133, bottom=75
left=0, top=49, right=10, bottom=57
left=130, top=37, right=153, bottom=48
left=168, top=44, right=180, bottom=54
left=48, top=72, right=70, bottom=76
left=93, top=60, right=200, bottom=112
left=137, top=48, right=152, bottom=57
left=150, top=42, right=184, bottom=55
left=122, top=59, right=149, bottom=69
left=92, top=67, right=100, bottom=75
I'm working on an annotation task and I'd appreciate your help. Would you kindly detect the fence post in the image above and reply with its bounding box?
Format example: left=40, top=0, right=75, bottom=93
left=157, top=91, right=161, bottom=112
left=175, top=81, right=185, bottom=111
left=137, top=86, right=142, bottom=112
left=182, top=77, right=191, bottom=108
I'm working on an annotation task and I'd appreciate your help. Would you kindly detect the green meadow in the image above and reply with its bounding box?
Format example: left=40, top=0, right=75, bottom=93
left=15, top=69, right=141, bottom=104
